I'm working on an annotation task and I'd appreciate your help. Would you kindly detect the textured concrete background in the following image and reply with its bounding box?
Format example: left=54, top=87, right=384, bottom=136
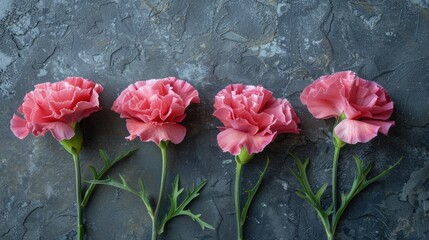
left=1, top=0, right=429, bottom=239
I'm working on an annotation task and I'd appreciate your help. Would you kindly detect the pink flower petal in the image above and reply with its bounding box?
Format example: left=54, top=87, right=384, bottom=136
left=11, top=77, right=102, bottom=141
left=48, top=122, right=75, bottom=141
left=334, top=119, right=380, bottom=144
left=64, top=77, right=103, bottom=93
left=300, top=75, right=347, bottom=119
left=361, top=119, right=395, bottom=135
left=216, top=128, right=275, bottom=155
left=125, top=119, right=186, bottom=145
left=300, top=71, right=394, bottom=122
left=10, top=114, right=30, bottom=139
left=171, top=77, right=201, bottom=105
left=112, top=78, right=198, bottom=144
left=213, top=84, right=300, bottom=156
left=265, top=99, right=301, bottom=134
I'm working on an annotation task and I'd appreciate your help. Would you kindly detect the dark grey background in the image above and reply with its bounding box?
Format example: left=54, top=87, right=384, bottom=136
left=1, top=0, right=428, bottom=239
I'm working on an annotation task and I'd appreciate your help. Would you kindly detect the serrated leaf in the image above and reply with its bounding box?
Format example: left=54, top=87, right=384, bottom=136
left=364, top=157, right=402, bottom=187
left=88, top=165, right=98, bottom=179
left=290, top=152, right=331, bottom=233
left=180, top=209, right=215, bottom=231
left=332, top=157, right=402, bottom=235
left=315, top=184, right=328, bottom=202
left=88, top=175, right=154, bottom=219
left=88, top=176, right=137, bottom=195
left=112, top=149, right=139, bottom=163
left=138, top=178, right=154, bottom=218
left=157, top=175, right=213, bottom=235
left=81, top=148, right=138, bottom=207
left=240, top=157, right=269, bottom=225
left=99, top=149, right=110, bottom=166
left=295, top=191, right=308, bottom=200
left=177, top=180, right=207, bottom=212
left=353, top=156, right=363, bottom=176
left=326, top=204, right=334, bottom=216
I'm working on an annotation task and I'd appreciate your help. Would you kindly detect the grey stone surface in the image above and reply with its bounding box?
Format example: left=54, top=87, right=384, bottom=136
left=1, top=0, right=428, bottom=239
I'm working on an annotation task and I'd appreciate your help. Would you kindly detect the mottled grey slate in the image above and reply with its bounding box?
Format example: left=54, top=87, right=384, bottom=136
left=1, top=0, right=428, bottom=239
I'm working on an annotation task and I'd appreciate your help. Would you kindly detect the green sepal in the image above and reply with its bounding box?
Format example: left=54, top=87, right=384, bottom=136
left=157, top=175, right=214, bottom=234
left=240, top=157, right=269, bottom=226
left=158, top=140, right=169, bottom=150
left=333, top=134, right=346, bottom=149
left=237, top=147, right=254, bottom=165
left=81, top=148, right=138, bottom=207
left=332, top=113, right=347, bottom=149
left=60, top=123, right=83, bottom=154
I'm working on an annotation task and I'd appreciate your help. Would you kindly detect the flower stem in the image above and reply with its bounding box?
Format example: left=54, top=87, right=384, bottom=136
left=235, top=159, right=243, bottom=240
left=152, top=142, right=168, bottom=240
left=72, top=151, right=84, bottom=240
left=151, top=217, right=157, bottom=240
left=330, top=145, right=341, bottom=239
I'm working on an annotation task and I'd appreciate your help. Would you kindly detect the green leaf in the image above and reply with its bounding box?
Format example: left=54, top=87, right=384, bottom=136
left=99, top=149, right=110, bottom=166
left=289, top=153, right=332, bottom=234
left=332, top=157, right=402, bottom=234
left=364, top=157, right=402, bottom=187
left=81, top=148, right=138, bottom=207
left=289, top=153, right=323, bottom=207
left=138, top=178, right=154, bottom=219
left=240, top=157, right=269, bottom=225
left=180, top=210, right=215, bottom=231
left=88, top=175, right=137, bottom=196
left=295, top=191, right=308, bottom=200
left=88, top=165, right=98, bottom=179
left=157, top=175, right=213, bottom=235
left=315, top=183, right=329, bottom=202
left=88, top=174, right=154, bottom=219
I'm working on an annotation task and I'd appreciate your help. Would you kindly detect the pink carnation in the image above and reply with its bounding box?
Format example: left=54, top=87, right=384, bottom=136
left=213, top=84, right=300, bottom=155
left=112, top=77, right=200, bottom=145
left=300, top=71, right=394, bottom=144
left=10, top=77, right=103, bottom=141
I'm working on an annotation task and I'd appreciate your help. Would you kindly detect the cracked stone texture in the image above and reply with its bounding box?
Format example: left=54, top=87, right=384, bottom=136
left=1, top=0, right=428, bottom=239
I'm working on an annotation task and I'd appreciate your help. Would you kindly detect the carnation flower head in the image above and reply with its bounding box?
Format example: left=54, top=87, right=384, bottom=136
left=112, top=77, right=200, bottom=145
left=213, top=84, right=300, bottom=157
left=10, top=77, right=103, bottom=142
left=300, top=71, right=394, bottom=144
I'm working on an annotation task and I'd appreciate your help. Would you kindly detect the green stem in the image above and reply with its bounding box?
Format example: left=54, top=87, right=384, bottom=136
left=151, top=216, right=157, bottom=240
left=72, top=151, right=84, bottom=240
left=152, top=142, right=168, bottom=240
left=235, top=159, right=243, bottom=240
left=331, top=146, right=341, bottom=226
left=316, top=210, right=332, bottom=240
left=330, top=145, right=341, bottom=239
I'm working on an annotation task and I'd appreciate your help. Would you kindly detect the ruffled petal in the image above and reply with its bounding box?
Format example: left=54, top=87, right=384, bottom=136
left=265, top=99, right=301, bottom=134
left=300, top=75, right=347, bottom=119
left=125, top=119, right=186, bottom=144
left=171, top=77, right=200, bottom=105
left=334, top=119, right=379, bottom=144
left=64, top=77, right=103, bottom=93
left=361, top=119, right=395, bottom=135
left=48, top=122, right=75, bottom=141
left=216, top=128, right=274, bottom=155
left=10, top=114, right=30, bottom=139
